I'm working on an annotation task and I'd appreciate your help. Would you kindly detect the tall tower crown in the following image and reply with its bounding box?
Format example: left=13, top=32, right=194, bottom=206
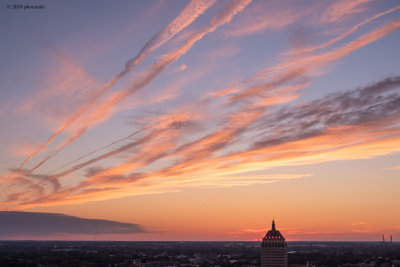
left=263, top=220, right=285, bottom=240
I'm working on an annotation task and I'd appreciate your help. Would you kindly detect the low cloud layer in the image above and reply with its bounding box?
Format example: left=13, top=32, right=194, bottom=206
left=0, top=211, right=146, bottom=238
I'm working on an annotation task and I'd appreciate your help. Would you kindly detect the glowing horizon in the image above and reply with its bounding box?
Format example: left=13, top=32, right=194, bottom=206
left=1, top=0, right=400, bottom=241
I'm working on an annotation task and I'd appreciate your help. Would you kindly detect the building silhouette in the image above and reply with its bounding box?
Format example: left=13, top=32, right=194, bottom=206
left=261, top=220, right=288, bottom=267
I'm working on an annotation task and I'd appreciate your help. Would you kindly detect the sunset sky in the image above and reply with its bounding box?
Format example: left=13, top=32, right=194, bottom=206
left=1, top=0, right=400, bottom=241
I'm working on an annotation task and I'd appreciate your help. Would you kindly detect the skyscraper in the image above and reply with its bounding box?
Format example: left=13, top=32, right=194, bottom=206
left=261, top=220, right=288, bottom=267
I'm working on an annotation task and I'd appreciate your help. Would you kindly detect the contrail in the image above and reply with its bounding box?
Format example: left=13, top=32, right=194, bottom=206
left=287, top=5, right=400, bottom=55
left=19, top=0, right=251, bottom=174
left=49, top=130, right=164, bottom=180
left=124, top=0, right=217, bottom=73
left=16, top=0, right=217, bottom=171
left=22, top=0, right=253, bottom=182
left=19, top=13, right=400, bottom=179
left=45, top=127, right=148, bottom=175
left=32, top=8, right=400, bottom=180
left=243, top=5, right=400, bottom=84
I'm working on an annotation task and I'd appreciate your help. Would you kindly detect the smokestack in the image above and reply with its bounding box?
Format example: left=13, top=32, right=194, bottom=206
left=390, top=235, right=392, bottom=243
left=382, top=234, right=385, bottom=243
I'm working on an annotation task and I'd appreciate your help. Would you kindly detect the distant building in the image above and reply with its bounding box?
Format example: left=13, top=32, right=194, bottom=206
left=261, top=220, right=288, bottom=267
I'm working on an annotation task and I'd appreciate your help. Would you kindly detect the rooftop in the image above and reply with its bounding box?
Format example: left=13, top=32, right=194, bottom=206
left=263, top=220, right=285, bottom=241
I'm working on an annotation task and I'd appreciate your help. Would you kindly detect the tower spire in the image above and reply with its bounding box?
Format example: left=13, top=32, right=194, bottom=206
left=272, top=220, right=276, bottom=231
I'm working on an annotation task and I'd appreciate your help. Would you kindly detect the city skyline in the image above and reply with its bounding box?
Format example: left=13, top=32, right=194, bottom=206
left=1, top=0, right=400, bottom=241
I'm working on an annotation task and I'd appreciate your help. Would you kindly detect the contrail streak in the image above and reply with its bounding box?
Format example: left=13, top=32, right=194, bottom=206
left=287, top=5, right=400, bottom=55
left=16, top=0, right=216, bottom=171
left=45, top=127, right=148, bottom=175
left=32, top=0, right=252, bottom=176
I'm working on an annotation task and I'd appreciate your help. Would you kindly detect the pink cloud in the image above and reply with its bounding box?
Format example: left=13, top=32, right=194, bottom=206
left=320, top=0, right=371, bottom=23
left=14, top=0, right=219, bottom=172
left=169, top=63, right=187, bottom=74
left=3, top=1, right=400, bottom=211
left=223, top=1, right=297, bottom=37
left=288, top=5, right=400, bottom=56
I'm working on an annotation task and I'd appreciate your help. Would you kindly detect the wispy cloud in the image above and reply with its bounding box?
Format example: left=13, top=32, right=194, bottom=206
left=2, top=1, right=400, bottom=211
left=13, top=0, right=251, bottom=178
left=18, top=55, right=100, bottom=118
left=287, top=5, right=400, bottom=55
left=15, top=0, right=217, bottom=171
left=223, top=1, right=298, bottom=37
left=169, top=63, right=187, bottom=74
left=7, top=74, right=400, bottom=209
left=320, top=0, right=371, bottom=23
left=124, top=0, right=217, bottom=73
left=230, top=18, right=400, bottom=103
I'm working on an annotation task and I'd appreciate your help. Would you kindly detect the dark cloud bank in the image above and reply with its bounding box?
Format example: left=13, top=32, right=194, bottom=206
left=251, top=76, right=400, bottom=149
left=0, top=211, right=146, bottom=238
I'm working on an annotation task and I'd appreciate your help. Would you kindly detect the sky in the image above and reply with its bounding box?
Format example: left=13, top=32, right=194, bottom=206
left=0, top=0, right=400, bottom=241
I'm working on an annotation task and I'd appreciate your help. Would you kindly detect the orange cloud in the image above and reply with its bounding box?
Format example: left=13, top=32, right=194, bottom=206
left=8, top=74, right=400, bottom=211
left=10, top=74, right=400, bottom=209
